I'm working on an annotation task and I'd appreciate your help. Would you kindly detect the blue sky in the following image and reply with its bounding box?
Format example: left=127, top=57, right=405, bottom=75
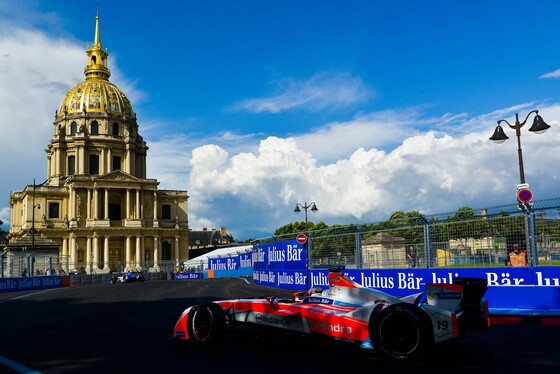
left=2, top=0, right=560, bottom=240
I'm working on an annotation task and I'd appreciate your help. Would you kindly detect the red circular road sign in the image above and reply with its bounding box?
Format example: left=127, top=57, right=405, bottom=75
left=517, top=189, right=533, bottom=203
left=296, top=233, right=307, bottom=244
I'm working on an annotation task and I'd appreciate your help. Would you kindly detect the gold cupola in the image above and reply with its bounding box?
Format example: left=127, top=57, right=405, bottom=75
left=57, top=14, right=134, bottom=119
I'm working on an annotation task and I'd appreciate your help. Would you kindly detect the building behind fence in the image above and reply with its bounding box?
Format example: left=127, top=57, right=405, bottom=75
left=254, top=198, right=560, bottom=270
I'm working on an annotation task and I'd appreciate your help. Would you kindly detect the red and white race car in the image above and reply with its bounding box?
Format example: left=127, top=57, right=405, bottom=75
left=172, top=268, right=490, bottom=360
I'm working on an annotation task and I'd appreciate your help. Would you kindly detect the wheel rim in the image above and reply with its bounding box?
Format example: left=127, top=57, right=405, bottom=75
left=378, top=311, right=421, bottom=356
left=191, top=307, right=214, bottom=342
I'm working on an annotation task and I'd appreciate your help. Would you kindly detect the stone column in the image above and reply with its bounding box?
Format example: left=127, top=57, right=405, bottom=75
left=100, top=147, right=105, bottom=175
left=94, top=187, right=99, bottom=220
left=135, top=189, right=140, bottom=219
left=126, top=148, right=131, bottom=174
left=93, top=234, right=101, bottom=271
left=47, top=155, right=52, bottom=178
left=62, top=237, right=69, bottom=272
left=153, top=191, right=159, bottom=227
left=103, top=236, right=110, bottom=271
left=107, top=147, right=112, bottom=172
left=104, top=188, right=109, bottom=220
left=86, top=188, right=91, bottom=219
left=153, top=236, right=160, bottom=271
left=175, top=236, right=180, bottom=265
left=86, top=236, right=92, bottom=274
left=126, top=189, right=131, bottom=219
left=70, top=187, right=76, bottom=220
left=70, top=235, right=77, bottom=271
left=125, top=236, right=131, bottom=271
left=75, top=145, right=80, bottom=174
left=135, top=236, right=141, bottom=270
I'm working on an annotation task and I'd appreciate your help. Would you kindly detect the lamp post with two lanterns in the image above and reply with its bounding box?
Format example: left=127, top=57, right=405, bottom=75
left=489, top=110, right=551, bottom=266
left=294, top=202, right=318, bottom=292
left=293, top=202, right=318, bottom=232
left=489, top=109, right=550, bottom=185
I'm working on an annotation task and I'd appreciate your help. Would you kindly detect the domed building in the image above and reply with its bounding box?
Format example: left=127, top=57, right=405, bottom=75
left=8, top=14, right=189, bottom=273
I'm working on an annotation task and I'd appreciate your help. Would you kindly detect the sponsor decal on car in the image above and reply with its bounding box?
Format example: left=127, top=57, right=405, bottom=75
left=308, top=320, right=353, bottom=334
left=305, top=297, right=334, bottom=305
left=255, top=313, right=291, bottom=327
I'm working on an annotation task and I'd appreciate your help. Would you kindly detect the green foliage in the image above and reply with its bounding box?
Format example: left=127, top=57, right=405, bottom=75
left=0, top=219, right=6, bottom=236
left=274, top=221, right=328, bottom=235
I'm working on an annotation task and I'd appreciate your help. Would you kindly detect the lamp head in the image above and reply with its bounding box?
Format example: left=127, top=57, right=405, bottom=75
left=294, top=205, right=301, bottom=213
left=528, top=114, right=550, bottom=134
left=311, top=203, right=318, bottom=212
left=490, top=124, right=509, bottom=144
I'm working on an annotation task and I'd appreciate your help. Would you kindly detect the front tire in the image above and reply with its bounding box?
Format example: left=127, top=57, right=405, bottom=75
left=369, top=303, right=433, bottom=360
left=187, top=303, right=226, bottom=345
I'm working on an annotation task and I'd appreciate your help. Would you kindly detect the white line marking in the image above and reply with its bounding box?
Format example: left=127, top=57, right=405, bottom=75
left=0, top=288, right=57, bottom=304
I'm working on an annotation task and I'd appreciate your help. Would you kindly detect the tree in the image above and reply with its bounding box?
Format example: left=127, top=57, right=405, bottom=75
left=0, top=219, right=6, bottom=236
left=274, top=221, right=328, bottom=236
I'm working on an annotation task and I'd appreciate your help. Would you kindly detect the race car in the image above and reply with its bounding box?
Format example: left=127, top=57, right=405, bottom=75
left=110, top=271, right=145, bottom=284
left=172, top=268, right=490, bottom=360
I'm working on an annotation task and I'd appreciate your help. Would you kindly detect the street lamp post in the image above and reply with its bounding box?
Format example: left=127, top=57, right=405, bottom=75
left=293, top=202, right=318, bottom=232
left=490, top=110, right=550, bottom=267
left=294, top=202, right=318, bottom=293
left=30, top=178, right=48, bottom=253
left=490, top=110, right=550, bottom=184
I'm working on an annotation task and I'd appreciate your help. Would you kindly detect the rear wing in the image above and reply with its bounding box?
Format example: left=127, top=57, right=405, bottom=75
left=425, top=277, right=488, bottom=312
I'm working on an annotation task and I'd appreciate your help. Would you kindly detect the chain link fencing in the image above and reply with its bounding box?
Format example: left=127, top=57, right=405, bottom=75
left=256, top=198, right=560, bottom=269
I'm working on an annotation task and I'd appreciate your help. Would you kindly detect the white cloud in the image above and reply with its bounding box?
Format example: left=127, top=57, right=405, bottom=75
left=0, top=207, right=10, bottom=226
left=0, top=28, right=84, bottom=202
left=232, top=71, right=373, bottom=113
left=540, top=69, right=560, bottom=79
left=186, top=105, right=560, bottom=239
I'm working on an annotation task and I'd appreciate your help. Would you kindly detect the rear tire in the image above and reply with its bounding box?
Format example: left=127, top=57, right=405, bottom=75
left=369, top=303, right=433, bottom=360
left=187, top=303, right=226, bottom=345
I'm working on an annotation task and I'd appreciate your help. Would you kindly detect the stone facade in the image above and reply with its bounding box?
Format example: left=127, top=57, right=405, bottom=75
left=8, top=15, right=189, bottom=273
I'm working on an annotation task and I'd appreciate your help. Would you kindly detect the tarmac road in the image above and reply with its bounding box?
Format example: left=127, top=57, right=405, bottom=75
left=0, top=278, right=559, bottom=374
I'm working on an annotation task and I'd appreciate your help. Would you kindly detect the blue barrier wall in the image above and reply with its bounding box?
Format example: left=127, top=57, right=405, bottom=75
left=0, top=276, right=64, bottom=293
left=247, top=241, right=560, bottom=316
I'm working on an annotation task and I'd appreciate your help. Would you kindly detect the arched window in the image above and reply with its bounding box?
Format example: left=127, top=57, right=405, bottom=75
left=112, top=122, right=119, bottom=136
left=90, top=121, right=99, bottom=135
left=70, top=121, right=77, bottom=135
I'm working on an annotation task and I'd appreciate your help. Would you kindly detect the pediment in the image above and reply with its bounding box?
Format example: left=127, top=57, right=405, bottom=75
left=95, top=170, right=144, bottom=183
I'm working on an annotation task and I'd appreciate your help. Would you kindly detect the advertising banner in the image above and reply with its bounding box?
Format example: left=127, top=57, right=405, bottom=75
left=209, top=252, right=253, bottom=271
left=307, top=267, right=560, bottom=315
left=253, top=240, right=307, bottom=289
left=174, top=273, right=203, bottom=280
left=0, top=276, right=62, bottom=293
left=209, top=256, right=239, bottom=271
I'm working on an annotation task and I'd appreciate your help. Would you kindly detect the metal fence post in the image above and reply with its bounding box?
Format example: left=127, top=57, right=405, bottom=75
left=422, top=217, right=432, bottom=268
left=355, top=226, right=362, bottom=268
left=527, top=206, right=538, bottom=266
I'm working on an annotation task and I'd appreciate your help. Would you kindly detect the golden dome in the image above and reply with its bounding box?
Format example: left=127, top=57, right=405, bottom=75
left=57, top=80, right=133, bottom=118
left=57, top=14, right=134, bottom=119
